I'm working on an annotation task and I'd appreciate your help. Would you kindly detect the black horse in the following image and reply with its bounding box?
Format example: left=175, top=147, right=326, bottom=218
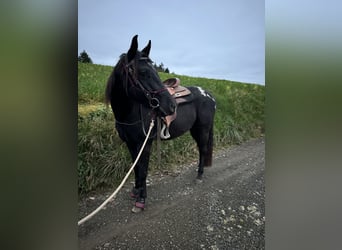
left=105, top=35, right=216, bottom=212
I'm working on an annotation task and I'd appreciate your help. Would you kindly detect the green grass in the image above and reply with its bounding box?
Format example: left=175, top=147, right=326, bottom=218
left=78, top=62, right=265, bottom=194
left=78, top=63, right=113, bottom=104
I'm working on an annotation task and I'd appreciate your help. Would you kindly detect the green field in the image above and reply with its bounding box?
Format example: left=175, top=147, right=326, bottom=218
left=78, top=62, right=265, bottom=193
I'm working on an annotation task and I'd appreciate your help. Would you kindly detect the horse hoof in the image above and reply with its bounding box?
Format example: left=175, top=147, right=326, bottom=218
left=196, top=177, right=203, bottom=184
left=131, top=206, right=144, bottom=213
left=131, top=200, right=145, bottom=213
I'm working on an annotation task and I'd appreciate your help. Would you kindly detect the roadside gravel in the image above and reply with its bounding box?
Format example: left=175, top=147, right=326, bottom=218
left=78, top=137, right=265, bottom=249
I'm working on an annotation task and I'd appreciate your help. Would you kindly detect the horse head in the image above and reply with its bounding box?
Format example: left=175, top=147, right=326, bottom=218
left=121, top=35, right=176, bottom=117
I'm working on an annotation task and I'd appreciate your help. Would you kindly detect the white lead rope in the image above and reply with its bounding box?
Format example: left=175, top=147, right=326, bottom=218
left=78, top=119, right=155, bottom=226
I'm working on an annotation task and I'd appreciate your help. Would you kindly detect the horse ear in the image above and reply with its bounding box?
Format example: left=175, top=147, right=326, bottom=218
left=141, top=40, right=151, bottom=57
left=127, top=35, right=138, bottom=62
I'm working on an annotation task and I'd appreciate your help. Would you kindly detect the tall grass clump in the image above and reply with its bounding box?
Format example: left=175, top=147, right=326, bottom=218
left=78, top=106, right=128, bottom=193
left=78, top=63, right=113, bottom=104
left=78, top=63, right=264, bottom=193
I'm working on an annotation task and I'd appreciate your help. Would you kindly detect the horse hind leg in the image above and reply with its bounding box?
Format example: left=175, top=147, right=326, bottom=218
left=190, top=126, right=213, bottom=180
left=204, top=125, right=214, bottom=167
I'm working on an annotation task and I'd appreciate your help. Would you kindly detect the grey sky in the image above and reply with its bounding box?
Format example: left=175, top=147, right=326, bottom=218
left=78, top=0, right=264, bottom=85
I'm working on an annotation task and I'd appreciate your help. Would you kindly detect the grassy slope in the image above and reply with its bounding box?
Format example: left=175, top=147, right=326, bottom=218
left=78, top=63, right=265, bottom=193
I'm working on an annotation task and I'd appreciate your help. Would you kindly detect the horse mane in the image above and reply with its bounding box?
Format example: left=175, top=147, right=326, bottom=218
left=104, top=54, right=126, bottom=105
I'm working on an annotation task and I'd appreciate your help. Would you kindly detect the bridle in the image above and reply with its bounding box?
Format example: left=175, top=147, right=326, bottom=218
left=115, top=54, right=174, bottom=138
left=122, top=55, right=168, bottom=110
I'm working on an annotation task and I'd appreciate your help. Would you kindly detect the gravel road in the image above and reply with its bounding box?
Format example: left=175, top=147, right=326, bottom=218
left=78, top=137, right=265, bottom=249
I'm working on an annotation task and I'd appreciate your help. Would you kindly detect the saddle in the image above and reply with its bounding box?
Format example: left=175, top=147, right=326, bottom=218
left=163, top=78, right=192, bottom=104
left=160, top=78, right=192, bottom=139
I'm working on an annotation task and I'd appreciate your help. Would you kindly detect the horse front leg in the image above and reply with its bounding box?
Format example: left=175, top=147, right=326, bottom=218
left=128, top=140, right=153, bottom=213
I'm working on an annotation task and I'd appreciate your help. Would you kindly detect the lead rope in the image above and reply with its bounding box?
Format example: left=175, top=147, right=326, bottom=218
left=156, top=117, right=161, bottom=171
left=78, top=119, right=155, bottom=226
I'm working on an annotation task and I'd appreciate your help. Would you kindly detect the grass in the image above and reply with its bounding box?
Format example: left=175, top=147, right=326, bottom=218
left=78, top=62, right=265, bottom=194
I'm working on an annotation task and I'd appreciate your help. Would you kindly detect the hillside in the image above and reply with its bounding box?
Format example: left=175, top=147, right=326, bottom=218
left=78, top=62, right=265, bottom=193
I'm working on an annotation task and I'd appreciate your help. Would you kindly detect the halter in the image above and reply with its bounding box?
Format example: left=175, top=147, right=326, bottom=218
left=122, top=55, right=168, bottom=109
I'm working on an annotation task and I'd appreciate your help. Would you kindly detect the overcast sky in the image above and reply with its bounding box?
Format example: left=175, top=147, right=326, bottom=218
left=78, top=0, right=264, bottom=85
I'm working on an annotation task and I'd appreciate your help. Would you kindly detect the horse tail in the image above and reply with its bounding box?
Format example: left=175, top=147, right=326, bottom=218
left=204, top=125, right=214, bottom=166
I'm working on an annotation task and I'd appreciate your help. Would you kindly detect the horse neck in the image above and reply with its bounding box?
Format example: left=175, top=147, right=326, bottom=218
left=110, top=75, right=140, bottom=123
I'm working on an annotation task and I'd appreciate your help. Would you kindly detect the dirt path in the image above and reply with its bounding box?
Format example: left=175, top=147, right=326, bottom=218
left=78, top=137, right=265, bottom=249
